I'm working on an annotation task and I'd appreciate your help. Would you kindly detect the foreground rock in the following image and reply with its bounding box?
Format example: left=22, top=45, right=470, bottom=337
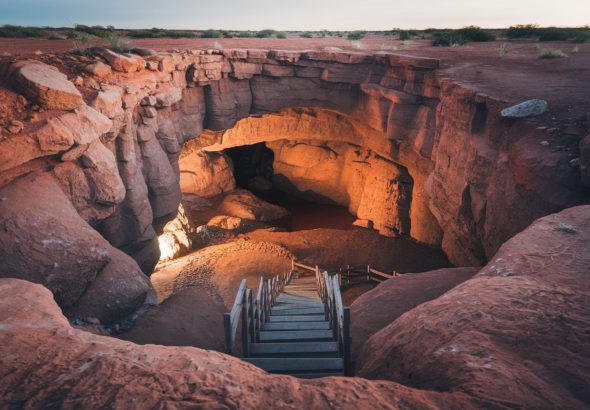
left=350, top=267, right=478, bottom=361
left=0, top=279, right=476, bottom=409
left=12, top=61, right=83, bottom=110
left=357, top=206, right=590, bottom=409
left=500, top=99, right=548, bottom=118
left=219, top=189, right=290, bottom=222
left=0, top=173, right=150, bottom=323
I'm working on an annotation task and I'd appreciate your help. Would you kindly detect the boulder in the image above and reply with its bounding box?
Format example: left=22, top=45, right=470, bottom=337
left=80, top=140, right=126, bottom=205
left=12, top=62, right=83, bottom=110
left=52, top=104, right=112, bottom=145
left=357, top=206, right=590, bottom=409
left=500, top=99, right=548, bottom=118
left=91, top=86, right=123, bottom=118
left=95, top=48, right=145, bottom=73
left=155, top=86, right=182, bottom=108
left=179, top=150, right=235, bottom=197
left=0, top=173, right=150, bottom=322
left=84, top=61, right=112, bottom=78
left=218, top=189, right=290, bottom=222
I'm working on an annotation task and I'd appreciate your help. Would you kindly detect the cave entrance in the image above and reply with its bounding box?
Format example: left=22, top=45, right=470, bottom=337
left=222, top=143, right=355, bottom=231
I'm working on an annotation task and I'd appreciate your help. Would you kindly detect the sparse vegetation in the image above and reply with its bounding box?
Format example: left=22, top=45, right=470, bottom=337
left=347, top=31, right=366, bottom=41
left=300, top=32, right=313, bottom=38
left=539, top=49, right=567, bottom=58
left=69, top=31, right=94, bottom=55
left=399, top=30, right=412, bottom=40
left=431, top=30, right=466, bottom=47
left=0, top=24, right=47, bottom=38
left=507, top=24, right=590, bottom=42
left=457, top=26, right=495, bottom=42
left=201, top=29, right=223, bottom=38
left=127, top=28, right=196, bottom=38
left=104, top=32, right=129, bottom=53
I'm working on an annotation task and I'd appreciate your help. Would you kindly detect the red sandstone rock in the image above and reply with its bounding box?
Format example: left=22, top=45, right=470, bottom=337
left=84, top=61, right=112, bottom=78
left=12, top=62, right=83, bottom=110
left=90, top=85, right=123, bottom=118
left=95, top=48, right=145, bottom=73
left=179, top=150, right=235, bottom=197
left=357, top=206, right=590, bottom=409
left=350, top=267, right=478, bottom=361
left=0, top=278, right=477, bottom=409
left=0, top=173, right=150, bottom=322
left=219, top=189, right=290, bottom=222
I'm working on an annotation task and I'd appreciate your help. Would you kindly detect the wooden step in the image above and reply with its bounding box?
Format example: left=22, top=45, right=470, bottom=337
left=272, top=303, right=323, bottom=310
left=270, top=307, right=325, bottom=315
left=291, top=372, right=344, bottom=378
left=249, top=342, right=338, bottom=356
left=268, top=314, right=326, bottom=322
left=263, top=321, right=330, bottom=331
left=244, top=357, right=344, bottom=373
left=258, top=329, right=334, bottom=342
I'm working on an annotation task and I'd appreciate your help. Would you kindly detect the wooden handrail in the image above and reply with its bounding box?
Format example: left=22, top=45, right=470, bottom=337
left=224, top=268, right=294, bottom=357
left=293, top=261, right=316, bottom=272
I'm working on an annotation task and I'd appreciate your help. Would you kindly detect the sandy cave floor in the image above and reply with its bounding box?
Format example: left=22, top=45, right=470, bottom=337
left=119, top=220, right=455, bottom=352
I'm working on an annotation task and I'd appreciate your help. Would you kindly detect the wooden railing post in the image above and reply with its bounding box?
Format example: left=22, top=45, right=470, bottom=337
left=223, top=313, right=233, bottom=355
left=241, top=288, right=251, bottom=358
left=343, top=307, right=352, bottom=376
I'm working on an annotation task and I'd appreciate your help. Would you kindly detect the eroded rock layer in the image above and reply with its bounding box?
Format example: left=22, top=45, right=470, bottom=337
left=0, top=47, right=588, bottom=323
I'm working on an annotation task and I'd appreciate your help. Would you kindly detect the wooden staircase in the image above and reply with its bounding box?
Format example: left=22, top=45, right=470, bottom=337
left=224, top=261, right=352, bottom=378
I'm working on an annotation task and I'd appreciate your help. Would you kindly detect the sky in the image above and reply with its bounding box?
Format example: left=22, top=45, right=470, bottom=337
left=0, top=0, right=588, bottom=30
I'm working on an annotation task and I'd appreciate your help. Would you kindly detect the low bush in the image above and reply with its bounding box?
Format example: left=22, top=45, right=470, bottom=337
left=539, top=49, right=567, bottom=58
left=275, top=31, right=287, bottom=39
left=457, top=26, right=495, bottom=42
left=506, top=24, right=590, bottom=42
left=300, top=32, right=313, bottom=38
left=201, top=29, right=222, bottom=38
left=347, top=31, right=366, bottom=41
left=0, top=25, right=47, bottom=38
left=103, top=32, right=129, bottom=53
left=431, top=30, right=466, bottom=46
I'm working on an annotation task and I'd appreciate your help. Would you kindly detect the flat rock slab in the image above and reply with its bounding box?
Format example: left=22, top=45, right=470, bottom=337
left=15, top=62, right=83, bottom=110
left=501, top=99, right=548, bottom=118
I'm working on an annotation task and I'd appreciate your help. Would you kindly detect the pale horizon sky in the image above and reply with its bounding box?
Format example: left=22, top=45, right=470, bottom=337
left=1, top=0, right=588, bottom=31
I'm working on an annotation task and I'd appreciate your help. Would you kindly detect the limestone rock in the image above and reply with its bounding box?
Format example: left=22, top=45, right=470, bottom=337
left=501, top=99, right=548, bottom=118
left=179, top=151, right=235, bottom=197
left=13, top=62, right=83, bottom=110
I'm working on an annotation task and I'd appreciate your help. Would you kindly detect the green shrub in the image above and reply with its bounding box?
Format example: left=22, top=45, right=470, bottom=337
left=300, top=32, right=313, bottom=38
left=347, top=31, right=366, bottom=41
left=572, top=30, right=590, bottom=43
left=506, top=24, right=540, bottom=39
left=104, top=32, right=129, bottom=53
left=201, top=29, right=222, bottom=38
left=537, top=27, right=570, bottom=41
left=431, top=30, right=466, bottom=47
left=236, top=31, right=253, bottom=38
left=0, top=25, right=47, bottom=38
left=399, top=30, right=412, bottom=40
left=457, top=25, right=495, bottom=42
left=539, top=49, right=567, bottom=58
left=256, top=29, right=276, bottom=38
left=276, top=31, right=287, bottom=39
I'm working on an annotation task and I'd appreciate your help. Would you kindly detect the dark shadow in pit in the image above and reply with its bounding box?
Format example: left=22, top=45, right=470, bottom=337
left=223, top=142, right=356, bottom=231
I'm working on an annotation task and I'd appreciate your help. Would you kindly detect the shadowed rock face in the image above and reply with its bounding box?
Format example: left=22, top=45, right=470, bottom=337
left=0, top=48, right=588, bottom=323
left=356, top=205, right=590, bottom=409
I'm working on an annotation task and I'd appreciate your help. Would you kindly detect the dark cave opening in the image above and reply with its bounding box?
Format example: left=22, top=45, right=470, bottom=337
left=223, top=142, right=355, bottom=231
